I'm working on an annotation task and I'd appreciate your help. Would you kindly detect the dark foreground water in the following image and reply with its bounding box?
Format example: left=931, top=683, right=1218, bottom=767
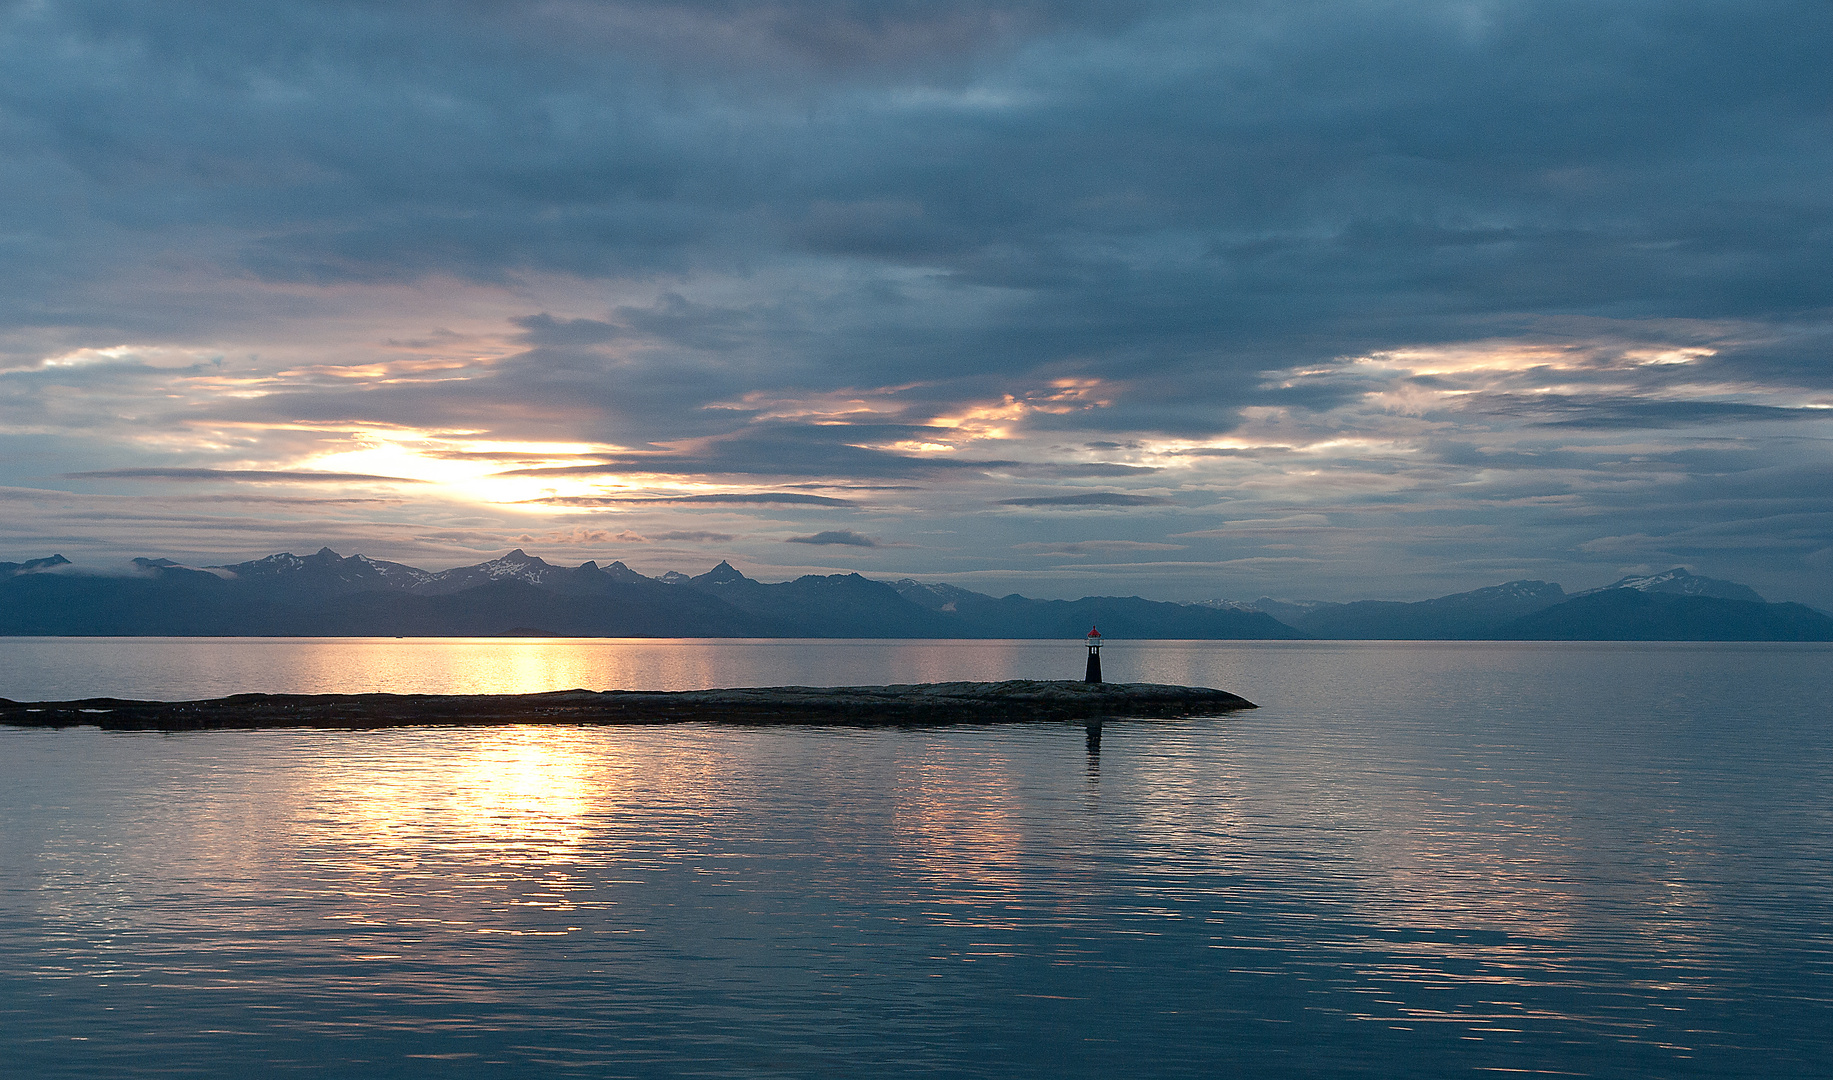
left=2, top=641, right=1830, bottom=1077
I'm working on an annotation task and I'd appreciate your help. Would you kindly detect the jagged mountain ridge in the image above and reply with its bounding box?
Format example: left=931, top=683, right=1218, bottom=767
left=191, top=547, right=669, bottom=598
left=1, top=553, right=1826, bottom=639
left=0, top=554, right=71, bottom=577
left=0, top=549, right=1299, bottom=639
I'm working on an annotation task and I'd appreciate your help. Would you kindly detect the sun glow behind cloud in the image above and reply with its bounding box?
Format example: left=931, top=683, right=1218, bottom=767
left=40, top=345, right=225, bottom=370
left=304, top=433, right=629, bottom=508
left=716, top=379, right=1114, bottom=453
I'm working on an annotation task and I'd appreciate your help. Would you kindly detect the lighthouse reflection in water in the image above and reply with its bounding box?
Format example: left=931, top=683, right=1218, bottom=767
left=3, top=639, right=1831, bottom=1078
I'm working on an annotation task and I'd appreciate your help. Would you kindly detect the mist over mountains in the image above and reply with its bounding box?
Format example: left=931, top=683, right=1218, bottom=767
left=0, top=550, right=1827, bottom=641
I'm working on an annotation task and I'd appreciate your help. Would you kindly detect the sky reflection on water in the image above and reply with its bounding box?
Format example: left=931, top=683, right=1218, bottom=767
left=0, top=636, right=1114, bottom=700
left=2, top=642, right=1830, bottom=1077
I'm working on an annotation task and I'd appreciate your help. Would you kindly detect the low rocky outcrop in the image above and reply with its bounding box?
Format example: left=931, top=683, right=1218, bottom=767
left=0, top=681, right=1255, bottom=731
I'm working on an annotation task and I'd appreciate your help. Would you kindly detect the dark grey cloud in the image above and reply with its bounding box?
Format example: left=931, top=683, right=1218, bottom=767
left=586, top=528, right=743, bottom=543
left=1528, top=400, right=1830, bottom=430
left=536, top=493, right=854, bottom=506
left=7, top=1, right=1826, bottom=366
left=65, top=468, right=426, bottom=483
left=1176, top=447, right=1291, bottom=459
left=999, top=493, right=1174, bottom=507
left=1016, top=539, right=1184, bottom=554
left=786, top=530, right=878, bottom=547
left=651, top=530, right=740, bottom=542
left=496, top=423, right=1021, bottom=479
left=783, top=483, right=925, bottom=492
left=1017, top=462, right=1161, bottom=477
left=511, top=314, right=624, bottom=347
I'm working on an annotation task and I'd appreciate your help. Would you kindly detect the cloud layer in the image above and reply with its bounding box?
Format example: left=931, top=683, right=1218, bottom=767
left=0, top=1, right=1828, bottom=605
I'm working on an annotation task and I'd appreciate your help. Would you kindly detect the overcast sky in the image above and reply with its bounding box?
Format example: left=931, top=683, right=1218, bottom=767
left=2, top=0, right=1829, bottom=605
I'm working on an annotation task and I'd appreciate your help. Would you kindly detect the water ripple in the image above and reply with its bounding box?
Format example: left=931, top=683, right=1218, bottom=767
left=2, top=642, right=1830, bottom=1077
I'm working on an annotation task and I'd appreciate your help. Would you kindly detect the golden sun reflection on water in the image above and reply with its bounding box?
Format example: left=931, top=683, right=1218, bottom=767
left=447, top=730, right=595, bottom=840
left=297, top=728, right=606, bottom=865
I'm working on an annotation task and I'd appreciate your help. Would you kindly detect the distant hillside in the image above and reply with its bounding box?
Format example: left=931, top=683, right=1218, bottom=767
left=1220, top=568, right=1830, bottom=641
left=1286, top=580, right=1567, bottom=639
left=0, top=549, right=1301, bottom=639
left=1494, top=590, right=1833, bottom=641
left=893, top=579, right=1298, bottom=640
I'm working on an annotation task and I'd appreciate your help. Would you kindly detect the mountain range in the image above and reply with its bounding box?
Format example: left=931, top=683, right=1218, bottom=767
left=1210, top=568, right=1831, bottom=641
left=0, top=548, right=1298, bottom=639
left=0, top=551, right=1826, bottom=640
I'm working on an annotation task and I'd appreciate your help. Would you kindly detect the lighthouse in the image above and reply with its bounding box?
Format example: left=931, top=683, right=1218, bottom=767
left=1084, top=625, right=1103, bottom=683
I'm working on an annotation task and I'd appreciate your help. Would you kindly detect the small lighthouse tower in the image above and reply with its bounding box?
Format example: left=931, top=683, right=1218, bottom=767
left=1084, top=625, right=1103, bottom=684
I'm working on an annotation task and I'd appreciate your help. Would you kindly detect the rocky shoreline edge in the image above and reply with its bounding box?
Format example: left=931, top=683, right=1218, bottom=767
left=0, top=680, right=1255, bottom=731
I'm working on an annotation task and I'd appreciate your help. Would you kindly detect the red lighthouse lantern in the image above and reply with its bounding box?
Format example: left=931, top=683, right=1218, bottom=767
left=1084, top=625, right=1103, bottom=684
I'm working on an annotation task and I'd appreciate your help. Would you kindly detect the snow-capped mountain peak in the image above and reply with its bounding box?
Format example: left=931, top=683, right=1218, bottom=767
left=411, top=550, right=566, bottom=593
left=478, top=549, right=552, bottom=578
left=1578, top=567, right=1764, bottom=603
left=692, top=561, right=751, bottom=586
left=350, top=555, right=434, bottom=588
left=888, top=578, right=995, bottom=613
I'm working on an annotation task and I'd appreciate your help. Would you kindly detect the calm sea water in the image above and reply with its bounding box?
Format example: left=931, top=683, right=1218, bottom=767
left=2, top=639, right=1830, bottom=1078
